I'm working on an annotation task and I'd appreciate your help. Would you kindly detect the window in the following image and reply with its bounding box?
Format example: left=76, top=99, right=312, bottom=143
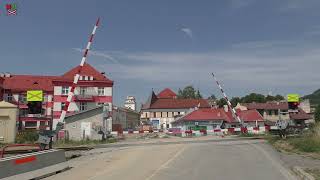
left=98, top=87, right=105, bottom=96
left=167, top=112, right=169, bottom=117
left=6, top=94, right=13, bottom=102
left=62, top=86, right=69, bottom=95
left=161, top=112, right=163, bottom=118
left=274, top=110, right=279, bottom=116
left=166, top=124, right=169, bottom=128
left=79, top=102, right=87, bottom=111
left=153, top=112, right=156, bottom=118
left=97, top=102, right=105, bottom=106
left=40, top=121, right=47, bottom=126
left=61, top=102, right=66, bottom=111
left=19, top=95, right=27, bottom=103
left=80, top=87, right=86, bottom=95
left=25, top=121, right=37, bottom=128
left=268, top=110, right=272, bottom=116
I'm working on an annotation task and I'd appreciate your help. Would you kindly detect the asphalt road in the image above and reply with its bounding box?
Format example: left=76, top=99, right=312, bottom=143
left=45, top=140, right=297, bottom=180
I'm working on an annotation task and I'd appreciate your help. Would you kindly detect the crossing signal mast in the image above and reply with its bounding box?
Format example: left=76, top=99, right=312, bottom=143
left=211, top=73, right=243, bottom=126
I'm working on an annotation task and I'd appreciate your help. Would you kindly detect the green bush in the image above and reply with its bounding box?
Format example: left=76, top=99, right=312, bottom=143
left=16, top=131, right=39, bottom=144
left=289, top=136, right=320, bottom=152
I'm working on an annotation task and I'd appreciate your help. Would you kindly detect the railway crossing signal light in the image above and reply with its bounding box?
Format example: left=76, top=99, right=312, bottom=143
left=27, top=101, right=42, bottom=114
left=288, top=102, right=299, bottom=110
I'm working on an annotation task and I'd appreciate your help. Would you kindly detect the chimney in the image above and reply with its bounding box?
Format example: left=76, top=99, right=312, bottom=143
left=223, top=105, right=229, bottom=112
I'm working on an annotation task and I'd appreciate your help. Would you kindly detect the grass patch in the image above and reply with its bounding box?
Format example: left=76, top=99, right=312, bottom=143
left=53, top=138, right=117, bottom=148
left=267, top=123, right=320, bottom=157
left=305, top=168, right=320, bottom=180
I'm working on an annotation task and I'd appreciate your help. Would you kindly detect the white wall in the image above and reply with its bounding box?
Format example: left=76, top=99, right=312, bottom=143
left=54, top=86, right=62, bottom=95
left=105, top=87, right=112, bottom=96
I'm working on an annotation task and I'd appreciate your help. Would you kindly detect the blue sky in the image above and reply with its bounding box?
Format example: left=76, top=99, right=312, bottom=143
left=1, top=0, right=320, bottom=107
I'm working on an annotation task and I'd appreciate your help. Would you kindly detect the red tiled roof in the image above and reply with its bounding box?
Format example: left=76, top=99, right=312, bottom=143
left=2, top=63, right=113, bottom=92
left=182, top=108, right=232, bottom=122
left=62, top=63, right=113, bottom=83
left=157, top=88, right=177, bottom=99
left=146, top=98, right=210, bottom=109
left=3, top=75, right=59, bottom=92
left=225, top=109, right=264, bottom=122
left=180, top=108, right=263, bottom=123
left=243, top=102, right=288, bottom=110
left=290, top=109, right=312, bottom=120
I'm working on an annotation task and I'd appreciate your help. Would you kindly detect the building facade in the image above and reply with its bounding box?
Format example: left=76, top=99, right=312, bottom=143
left=0, top=101, right=18, bottom=143
left=112, top=106, right=140, bottom=130
left=236, top=101, right=312, bottom=126
left=124, top=96, right=136, bottom=111
left=1, top=63, right=113, bottom=130
left=141, top=88, right=210, bottom=129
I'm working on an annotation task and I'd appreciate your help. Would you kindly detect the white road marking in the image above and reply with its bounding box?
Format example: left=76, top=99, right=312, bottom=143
left=250, top=143, right=298, bottom=180
left=145, top=145, right=187, bottom=180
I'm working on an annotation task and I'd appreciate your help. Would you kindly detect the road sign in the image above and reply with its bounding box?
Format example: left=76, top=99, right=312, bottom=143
left=27, top=90, right=43, bottom=101
left=287, top=94, right=299, bottom=102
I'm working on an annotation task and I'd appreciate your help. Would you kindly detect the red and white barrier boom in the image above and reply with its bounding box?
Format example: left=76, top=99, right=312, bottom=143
left=59, top=18, right=101, bottom=123
left=211, top=73, right=242, bottom=124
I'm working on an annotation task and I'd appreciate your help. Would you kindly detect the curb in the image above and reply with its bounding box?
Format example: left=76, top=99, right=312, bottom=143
left=292, top=166, right=315, bottom=180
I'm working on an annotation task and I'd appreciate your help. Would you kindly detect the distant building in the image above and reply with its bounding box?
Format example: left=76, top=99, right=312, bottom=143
left=0, top=63, right=113, bottom=130
left=112, top=106, right=140, bottom=131
left=141, top=88, right=210, bottom=129
left=236, top=102, right=312, bottom=126
left=124, top=96, right=136, bottom=111
left=172, top=108, right=264, bottom=130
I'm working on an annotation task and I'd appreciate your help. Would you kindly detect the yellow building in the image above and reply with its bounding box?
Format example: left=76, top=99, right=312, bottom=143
left=0, top=101, right=18, bottom=143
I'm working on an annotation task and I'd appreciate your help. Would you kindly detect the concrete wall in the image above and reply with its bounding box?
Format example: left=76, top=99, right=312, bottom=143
left=0, top=103, right=18, bottom=143
left=65, top=108, right=105, bottom=141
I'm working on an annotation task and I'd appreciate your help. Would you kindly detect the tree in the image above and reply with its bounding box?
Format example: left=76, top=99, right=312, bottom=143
left=315, top=104, right=320, bottom=123
left=195, top=89, right=203, bottom=99
left=274, top=95, right=285, bottom=101
left=177, top=86, right=201, bottom=99
left=241, top=93, right=266, bottom=103
left=230, top=97, right=241, bottom=107
left=208, top=94, right=217, bottom=100
left=177, top=88, right=183, bottom=99
left=217, top=98, right=227, bottom=108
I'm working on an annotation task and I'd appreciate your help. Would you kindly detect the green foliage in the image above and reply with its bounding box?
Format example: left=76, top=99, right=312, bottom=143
left=303, top=89, right=320, bottom=105
left=16, top=131, right=39, bottom=144
left=265, top=94, right=285, bottom=102
left=289, top=136, right=320, bottom=152
left=315, top=104, right=320, bottom=123
left=177, top=86, right=203, bottom=99
left=208, top=94, right=217, bottom=100
left=241, top=93, right=266, bottom=103
left=217, top=98, right=227, bottom=108
left=230, top=97, right=241, bottom=107
left=195, top=90, right=202, bottom=99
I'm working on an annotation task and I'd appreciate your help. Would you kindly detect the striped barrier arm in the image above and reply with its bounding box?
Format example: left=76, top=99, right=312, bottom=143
left=211, top=73, right=242, bottom=124
left=59, top=18, right=101, bottom=123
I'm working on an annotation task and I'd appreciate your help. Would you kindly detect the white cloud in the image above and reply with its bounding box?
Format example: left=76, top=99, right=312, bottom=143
left=72, top=40, right=320, bottom=97
left=72, top=48, right=118, bottom=63
left=180, top=27, right=193, bottom=39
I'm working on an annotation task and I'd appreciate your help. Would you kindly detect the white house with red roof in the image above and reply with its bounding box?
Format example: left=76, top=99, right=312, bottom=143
left=141, top=88, right=210, bottom=129
left=0, top=63, right=113, bottom=130
left=172, top=108, right=264, bottom=131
